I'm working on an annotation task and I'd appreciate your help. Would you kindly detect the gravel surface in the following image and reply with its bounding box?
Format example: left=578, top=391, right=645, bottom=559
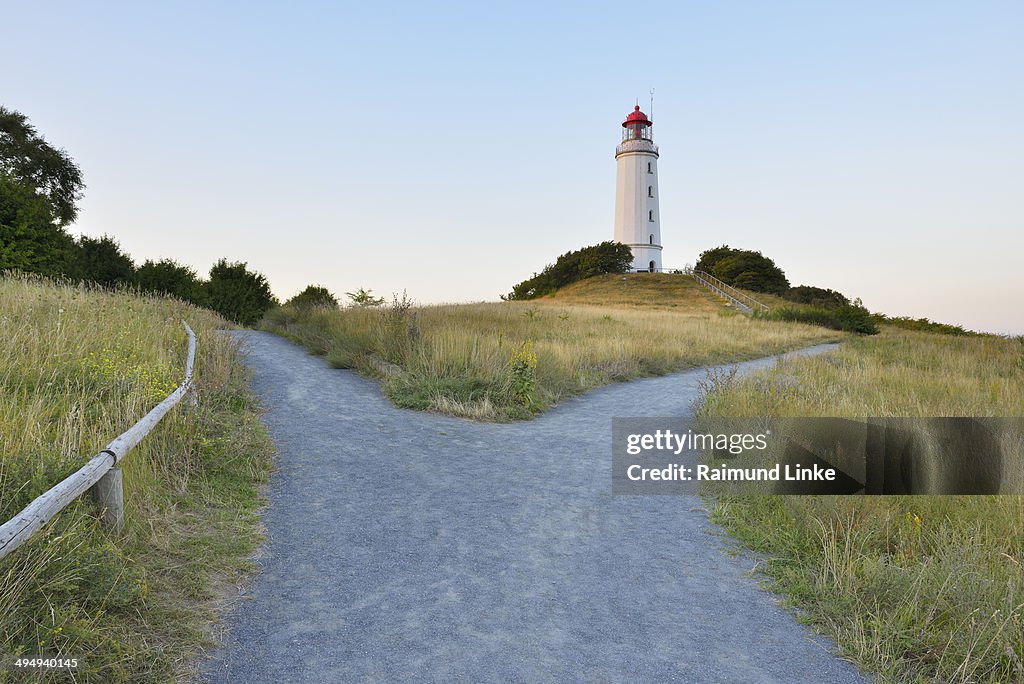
left=199, top=332, right=866, bottom=683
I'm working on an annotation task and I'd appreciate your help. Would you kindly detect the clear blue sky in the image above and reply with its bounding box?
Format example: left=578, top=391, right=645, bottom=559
left=5, top=1, right=1022, bottom=333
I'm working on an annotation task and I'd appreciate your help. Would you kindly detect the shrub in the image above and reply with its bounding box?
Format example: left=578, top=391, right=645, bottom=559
left=774, top=304, right=878, bottom=334
left=874, top=315, right=979, bottom=337
left=695, top=245, right=789, bottom=294
left=286, top=285, right=338, bottom=309
left=505, top=241, right=633, bottom=300
left=70, top=234, right=135, bottom=286
left=783, top=285, right=849, bottom=308
left=377, top=290, right=419, bottom=365
left=694, top=245, right=736, bottom=275
left=134, top=258, right=207, bottom=305
left=346, top=287, right=385, bottom=307
left=206, top=258, right=277, bottom=325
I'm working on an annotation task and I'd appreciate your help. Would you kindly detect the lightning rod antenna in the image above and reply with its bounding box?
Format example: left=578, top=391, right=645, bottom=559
left=649, top=88, right=655, bottom=120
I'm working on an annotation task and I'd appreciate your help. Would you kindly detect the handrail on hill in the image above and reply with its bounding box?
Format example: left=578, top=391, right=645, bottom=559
left=691, top=270, right=770, bottom=316
left=0, top=321, right=197, bottom=561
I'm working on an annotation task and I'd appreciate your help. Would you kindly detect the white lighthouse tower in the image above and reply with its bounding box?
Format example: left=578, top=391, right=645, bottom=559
left=613, top=105, right=662, bottom=272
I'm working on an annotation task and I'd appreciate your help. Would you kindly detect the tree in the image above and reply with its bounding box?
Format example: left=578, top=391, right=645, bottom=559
left=346, top=287, right=385, bottom=307
left=0, top=106, right=84, bottom=225
left=577, top=243, right=634, bottom=279
left=134, top=258, right=207, bottom=305
left=694, top=245, right=737, bottom=275
left=0, top=174, right=75, bottom=276
left=206, top=259, right=277, bottom=325
left=286, top=285, right=339, bottom=308
left=694, top=245, right=790, bottom=294
left=505, top=241, right=634, bottom=300
left=71, top=234, right=135, bottom=286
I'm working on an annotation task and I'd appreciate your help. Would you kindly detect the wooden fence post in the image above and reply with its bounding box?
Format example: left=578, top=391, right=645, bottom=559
left=91, top=466, right=124, bottom=532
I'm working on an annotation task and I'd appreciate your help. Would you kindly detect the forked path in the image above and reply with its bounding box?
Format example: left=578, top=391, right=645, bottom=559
left=201, top=332, right=865, bottom=683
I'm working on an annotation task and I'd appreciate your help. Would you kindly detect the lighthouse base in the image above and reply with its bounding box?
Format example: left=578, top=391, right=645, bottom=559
left=625, top=245, right=663, bottom=273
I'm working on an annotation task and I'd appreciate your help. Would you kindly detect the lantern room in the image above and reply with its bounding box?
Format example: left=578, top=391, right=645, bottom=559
left=621, top=105, right=653, bottom=142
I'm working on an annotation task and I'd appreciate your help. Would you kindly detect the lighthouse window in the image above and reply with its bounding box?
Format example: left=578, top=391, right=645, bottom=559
left=649, top=234, right=654, bottom=245
left=647, top=162, right=652, bottom=174
left=648, top=186, right=653, bottom=197
left=648, top=210, right=654, bottom=222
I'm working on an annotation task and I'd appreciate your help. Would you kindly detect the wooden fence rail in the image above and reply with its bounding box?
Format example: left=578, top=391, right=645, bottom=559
left=0, top=321, right=197, bottom=561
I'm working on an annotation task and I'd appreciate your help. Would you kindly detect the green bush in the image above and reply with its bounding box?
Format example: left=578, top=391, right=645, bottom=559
left=874, top=315, right=979, bottom=336
left=783, top=285, right=849, bottom=308
left=695, top=245, right=789, bottom=294
left=774, top=304, right=879, bottom=334
left=134, top=258, right=207, bottom=305
left=205, top=258, right=277, bottom=325
left=286, top=284, right=338, bottom=309
left=345, top=287, right=385, bottom=307
left=70, top=234, right=135, bottom=286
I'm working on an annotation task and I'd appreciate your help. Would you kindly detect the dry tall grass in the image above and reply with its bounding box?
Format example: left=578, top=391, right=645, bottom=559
left=700, top=327, right=1024, bottom=683
left=0, top=275, right=274, bottom=682
left=263, top=283, right=841, bottom=420
left=540, top=272, right=724, bottom=311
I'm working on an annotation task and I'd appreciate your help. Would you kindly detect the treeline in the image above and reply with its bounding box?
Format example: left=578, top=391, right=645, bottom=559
left=695, top=245, right=878, bottom=334
left=504, top=241, right=634, bottom=300
left=71, top=234, right=277, bottom=326
left=872, top=314, right=981, bottom=337
left=1, top=105, right=277, bottom=325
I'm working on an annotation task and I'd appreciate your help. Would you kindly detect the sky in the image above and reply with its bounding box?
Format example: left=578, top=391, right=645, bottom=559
left=4, top=1, right=1022, bottom=334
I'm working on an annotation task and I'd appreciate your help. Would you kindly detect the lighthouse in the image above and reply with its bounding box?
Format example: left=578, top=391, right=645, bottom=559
left=613, top=105, right=662, bottom=272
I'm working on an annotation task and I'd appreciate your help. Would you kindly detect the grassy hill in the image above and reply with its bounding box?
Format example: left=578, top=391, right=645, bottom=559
left=540, top=272, right=723, bottom=311
left=262, top=275, right=840, bottom=421
left=542, top=272, right=816, bottom=318
left=0, top=275, right=273, bottom=682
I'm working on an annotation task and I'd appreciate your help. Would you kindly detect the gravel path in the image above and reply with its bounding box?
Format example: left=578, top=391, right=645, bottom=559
left=200, top=332, right=866, bottom=683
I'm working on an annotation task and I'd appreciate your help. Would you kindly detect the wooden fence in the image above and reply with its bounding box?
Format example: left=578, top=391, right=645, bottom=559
left=0, top=321, right=197, bottom=561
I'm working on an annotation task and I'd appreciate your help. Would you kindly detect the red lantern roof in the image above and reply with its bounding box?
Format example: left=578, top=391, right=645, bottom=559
left=622, top=105, right=651, bottom=127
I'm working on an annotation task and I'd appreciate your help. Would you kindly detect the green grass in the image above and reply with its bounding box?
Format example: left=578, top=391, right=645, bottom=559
left=262, top=277, right=841, bottom=421
left=697, top=328, right=1024, bottom=683
left=0, top=275, right=275, bottom=683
